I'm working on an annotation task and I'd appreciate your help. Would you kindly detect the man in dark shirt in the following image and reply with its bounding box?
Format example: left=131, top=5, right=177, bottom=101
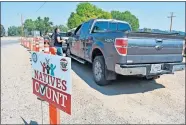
left=54, top=28, right=65, bottom=56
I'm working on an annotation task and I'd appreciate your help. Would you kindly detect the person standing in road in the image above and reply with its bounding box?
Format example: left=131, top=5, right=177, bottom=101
left=54, top=28, right=65, bottom=56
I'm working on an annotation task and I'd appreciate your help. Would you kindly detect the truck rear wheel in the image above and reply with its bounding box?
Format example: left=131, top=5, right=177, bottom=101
left=93, top=56, right=109, bottom=86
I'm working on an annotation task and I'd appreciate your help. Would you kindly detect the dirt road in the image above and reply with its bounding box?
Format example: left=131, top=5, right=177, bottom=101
left=1, top=37, right=185, bottom=124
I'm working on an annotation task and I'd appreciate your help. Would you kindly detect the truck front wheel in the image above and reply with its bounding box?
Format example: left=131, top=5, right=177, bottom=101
left=93, top=56, right=109, bottom=86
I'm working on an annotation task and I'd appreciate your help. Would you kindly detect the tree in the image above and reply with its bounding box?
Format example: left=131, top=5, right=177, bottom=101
left=67, top=12, right=83, bottom=29
left=1, top=24, right=5, bottom=37
left=67, top=2, right=112, bottom=29
left=54, top=25, right=68, bottom=32
left=8, top=26, right=21, bottom=36
left=24, top=17, right=53, bottom=36
left=34, top=16, right=53, bottom=35
left=35, top=17, right=44, bottom=35
left=50, top=25, right=68, bottom=33
left=111, top=10, right=139, bottom=31
left=17, top=26, right=22, bottom=35
left=43, top=17, right=53, bottom=32
left=24, top=19, right=36, bottom=33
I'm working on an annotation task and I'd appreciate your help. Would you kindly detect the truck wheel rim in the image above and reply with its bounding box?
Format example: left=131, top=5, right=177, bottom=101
left=94, top=61, right=102, bottom=81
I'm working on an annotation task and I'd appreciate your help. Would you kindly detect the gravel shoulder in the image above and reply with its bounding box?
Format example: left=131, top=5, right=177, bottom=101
left=1, top=39, right=185, bottom=124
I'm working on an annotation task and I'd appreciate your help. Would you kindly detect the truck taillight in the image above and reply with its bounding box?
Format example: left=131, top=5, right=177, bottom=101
left=115, top=38, right=128, bottom=55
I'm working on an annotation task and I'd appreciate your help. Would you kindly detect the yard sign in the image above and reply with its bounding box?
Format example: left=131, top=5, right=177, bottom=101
left=31, top=52, right=71, bottom=115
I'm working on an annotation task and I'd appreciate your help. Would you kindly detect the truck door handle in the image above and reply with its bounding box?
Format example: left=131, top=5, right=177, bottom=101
left=156, top=39, right=163, bottom=43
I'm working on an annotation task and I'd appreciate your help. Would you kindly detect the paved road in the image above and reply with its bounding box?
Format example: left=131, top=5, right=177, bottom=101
left=1, top=38, right=185, bottom=124
left=1, top=40, right=19, bottom=47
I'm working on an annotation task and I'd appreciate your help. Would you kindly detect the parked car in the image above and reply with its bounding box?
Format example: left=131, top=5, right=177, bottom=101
left=66, top=19, right=185, bottom=86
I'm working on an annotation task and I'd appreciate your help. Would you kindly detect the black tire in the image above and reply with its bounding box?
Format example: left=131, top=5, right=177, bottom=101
left=145, top=75, right=160, bottom=80
left=92, top=56, right=109, bottom=86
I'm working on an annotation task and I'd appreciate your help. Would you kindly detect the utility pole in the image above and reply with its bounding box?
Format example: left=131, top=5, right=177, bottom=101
left=167, top=12, right=176, bottom=32
left=21, top=14, right=24, bottom=37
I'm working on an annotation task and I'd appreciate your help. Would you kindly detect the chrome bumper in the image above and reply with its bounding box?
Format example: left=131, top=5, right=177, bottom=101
left=115, top=62, right=185, bottom=76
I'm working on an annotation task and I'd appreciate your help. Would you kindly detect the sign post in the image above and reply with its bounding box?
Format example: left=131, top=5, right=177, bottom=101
left=31, top=51, right=71, bottom=124
left=49, top=103, right=60, bottom=124
left=49, top=48, right=60, bottom=124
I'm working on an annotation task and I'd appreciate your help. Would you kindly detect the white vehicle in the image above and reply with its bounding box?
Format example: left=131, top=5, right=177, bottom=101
left=60, top=32, right=69, bottom=41
left=59, top=32, right=69, bottom=52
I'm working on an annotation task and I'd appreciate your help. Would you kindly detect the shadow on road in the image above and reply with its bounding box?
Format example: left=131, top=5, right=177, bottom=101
left=21, top=117, right=38, bottom=125
left=71, top=60, right=165, bottom=96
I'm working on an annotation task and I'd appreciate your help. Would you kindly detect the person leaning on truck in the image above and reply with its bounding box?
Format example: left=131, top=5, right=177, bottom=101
left=54, top=28, right=65, bottom=56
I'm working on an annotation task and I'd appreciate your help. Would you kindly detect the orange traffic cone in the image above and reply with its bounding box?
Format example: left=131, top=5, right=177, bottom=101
left=44, top=43, right=50, bottom=54
left=39, top=37, right=44, bottom=52
left=29, top=38, right=32, bottom=50
left=49, top=47, right=56, bottom=55
left=32, top=38, right=36, bottom=51
left=35, top=41, right=39, bottom=52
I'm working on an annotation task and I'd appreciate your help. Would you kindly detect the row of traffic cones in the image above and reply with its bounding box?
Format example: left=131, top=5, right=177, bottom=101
left=20, top=37, right=57, bottom=54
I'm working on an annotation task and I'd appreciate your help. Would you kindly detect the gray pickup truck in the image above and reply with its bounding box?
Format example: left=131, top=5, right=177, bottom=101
left=66, top=19, right=185, bottom=86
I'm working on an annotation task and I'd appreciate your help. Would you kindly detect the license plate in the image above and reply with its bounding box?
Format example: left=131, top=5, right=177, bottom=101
left=150, top=64, right=162, bottom=73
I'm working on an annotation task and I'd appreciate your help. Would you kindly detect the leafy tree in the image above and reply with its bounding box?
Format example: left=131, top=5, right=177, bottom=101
left=67, top=2, right=112, bottom=29
left=68, top=12, right=83, bottom=29
left=54, top=25, right=68, bottom=32
left=98, top=11, right=112, bottom=19
left=17, top=26, right=22, bottom=36
left=24, top=19, right=36, bottom=33
left=24, top=17, right=53, bottom=36
left=111, top=10, right=139, bottom=31
left=43, top=17, right=53, bottom=32
left=35, top=17, right=45, bottom=35
left=1, top=24, right=5, bottom=37
left=50, top=25, right=69, bottom=33
left=8, top=26, right=20, bottom=36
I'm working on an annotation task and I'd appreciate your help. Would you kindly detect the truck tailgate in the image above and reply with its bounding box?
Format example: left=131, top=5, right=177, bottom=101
left=126, top=32, right=184, bottom=64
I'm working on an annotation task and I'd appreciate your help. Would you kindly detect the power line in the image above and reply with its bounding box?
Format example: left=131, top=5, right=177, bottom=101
left=18, top=2, right=46, bottom=37
left=167, top=12, right=176, bottom=32
left=36, top=2, right=46, bottom=13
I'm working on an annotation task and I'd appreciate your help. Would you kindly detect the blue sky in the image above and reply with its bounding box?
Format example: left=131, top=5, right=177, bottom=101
left=1, top=2, right=185, bottom=31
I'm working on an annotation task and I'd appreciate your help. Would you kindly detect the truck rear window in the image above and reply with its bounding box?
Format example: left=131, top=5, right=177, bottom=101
left=92, top=21, right=131, bottom=33
left=108, top=23, right=117, bottom=31
left=118, top=23, right=131, bottom=32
